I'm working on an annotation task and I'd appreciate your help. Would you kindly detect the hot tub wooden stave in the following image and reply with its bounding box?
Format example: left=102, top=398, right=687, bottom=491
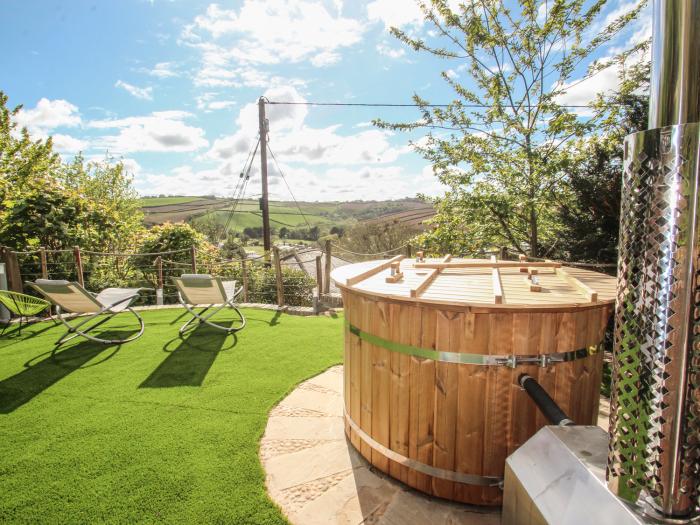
left=334, top=257, right=616, bottom=506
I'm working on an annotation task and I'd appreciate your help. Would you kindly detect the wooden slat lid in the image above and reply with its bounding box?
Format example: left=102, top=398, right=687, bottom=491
left=331, top=257, right=616, bottom=310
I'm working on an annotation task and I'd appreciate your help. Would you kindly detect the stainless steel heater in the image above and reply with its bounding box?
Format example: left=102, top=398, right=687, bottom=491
left=607, top=0, right=700, bottom=519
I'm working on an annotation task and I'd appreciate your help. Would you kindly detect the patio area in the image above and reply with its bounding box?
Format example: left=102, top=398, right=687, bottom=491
left=0, top=308, right=343, bottom=524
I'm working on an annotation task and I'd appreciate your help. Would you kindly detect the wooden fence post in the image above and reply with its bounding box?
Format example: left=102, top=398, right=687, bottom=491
left=39, top=247, right=48, bottom=279
left=405, top=243, right=412, bottom=259
left=241, top=259, right=249, bottom=303
left=324, top=240, right=331, bottom=295
left=73, top=246, right=84, bottom=287
left=273, top=246, right=284, bottom=307
left=315, top=255, right=323, bottom=293
left=500, top=246, right=508, bottom=260
left=314, top=255, right=323, bottom=315
left=0, top=247, right=23, bottom=292
left=190, top=245, right=197, bottom=273
left=155, top=256, right=164, bottom=305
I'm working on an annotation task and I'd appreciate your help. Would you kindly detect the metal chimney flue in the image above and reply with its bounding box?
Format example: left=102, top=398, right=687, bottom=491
left=607, top=0, right=700, bottom=519
left=648, top=0, right=700, bottom=128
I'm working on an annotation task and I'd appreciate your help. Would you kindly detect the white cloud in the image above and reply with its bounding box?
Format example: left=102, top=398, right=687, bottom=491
left=136, top=164, right=243, bottom=196
left=271, top=126, right=403, bottom=165
left=206, top=133, right=257, bottom=162
left=120, top=158, right=143, bottom=177
left=204, top=87, right=297, bottom=156
left=628, top=16, right=651, bottom=47
left=557, top=0, right=652, bottom=117
left=600, top=1, right=642, bottom=34
left=376, top=42, right=406, bottom=59
left=184, top=1, right=364, bottom=67
left=206, top=86, right=406, bottom=167
left=208, top=100, right=237, bottom=111
left=147, top=62, right=178, bottom=78
left=310, top=51, right=341, bottom=67
left=367, top=0, right=424, bottom=30
left=555, top=1, right=650, bottom=115
left=135, top=159, right=442, bottom=201
left=15, top=98, right=81, bottom=134
left=88, top=111, right=208, bottom=153
left=173, top=84, right=436, bottom=200
left=257, top=163, right=441, bottom=201
left=195, top=92, right=237, bottom=112
left=192, top=58, right=307, bottom=89
left=115, top=80, right=153, bottom=100
left=235, top=85, right=309, bottom=133
left=52, top=133, right=89, bottom=153
left=555, top=65, right=619, bottom=116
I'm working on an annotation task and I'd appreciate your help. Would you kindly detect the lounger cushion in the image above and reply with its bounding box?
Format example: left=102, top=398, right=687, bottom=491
left=35, top=279, right=70, bottom=286
left=181, top=274, right=212, bottom=280
left=95, top=288, right=142, bottom=312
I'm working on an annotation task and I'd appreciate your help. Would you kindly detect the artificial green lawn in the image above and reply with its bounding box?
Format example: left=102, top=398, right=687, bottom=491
left=0, top=308, right=343, bottom=524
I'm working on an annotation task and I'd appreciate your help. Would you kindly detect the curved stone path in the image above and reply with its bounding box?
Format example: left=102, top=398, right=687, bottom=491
left=260, top=366, right=501, bottom=525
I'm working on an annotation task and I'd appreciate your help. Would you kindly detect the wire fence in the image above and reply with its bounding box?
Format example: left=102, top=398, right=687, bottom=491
left=1, top=244, right=321, bottom=310
left=1, top=242, right=618, bottom=314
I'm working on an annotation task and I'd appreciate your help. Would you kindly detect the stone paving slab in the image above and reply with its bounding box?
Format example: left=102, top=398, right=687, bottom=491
left=261, top=366, right=502, bottom=525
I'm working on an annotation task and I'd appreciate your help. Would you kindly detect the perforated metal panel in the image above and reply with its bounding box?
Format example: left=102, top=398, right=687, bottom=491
left=607, top=123, right=700, bottom=518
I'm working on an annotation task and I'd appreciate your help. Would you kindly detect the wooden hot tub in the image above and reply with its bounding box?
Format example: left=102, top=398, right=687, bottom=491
left=331, top=255, right=616, bottom=506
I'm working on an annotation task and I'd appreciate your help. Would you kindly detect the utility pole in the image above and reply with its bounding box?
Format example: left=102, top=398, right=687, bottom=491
left=258, top=97, right=272, bottom=263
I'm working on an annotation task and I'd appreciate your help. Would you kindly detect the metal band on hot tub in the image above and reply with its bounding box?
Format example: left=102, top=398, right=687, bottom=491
left=346, top=320, right=600, bottom=367
left=344, top=410, right=503, bottom=487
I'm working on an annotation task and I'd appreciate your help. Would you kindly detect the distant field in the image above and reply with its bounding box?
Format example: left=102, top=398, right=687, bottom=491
left=140, top=196, right=434, bottom=234
left=363, top=207, right=436, bottom=228
left=138, top=196, right=205, bottom=207
left=193, top=207, right=331, bottom=232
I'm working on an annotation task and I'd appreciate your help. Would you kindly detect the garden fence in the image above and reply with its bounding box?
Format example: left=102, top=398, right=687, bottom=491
left=0, top=243, right=332, bottom=311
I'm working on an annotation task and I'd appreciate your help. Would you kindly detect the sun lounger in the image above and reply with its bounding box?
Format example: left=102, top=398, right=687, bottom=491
left=27, top=280, right=145, bottom=346
left=171, top=274, right=246, bottom=335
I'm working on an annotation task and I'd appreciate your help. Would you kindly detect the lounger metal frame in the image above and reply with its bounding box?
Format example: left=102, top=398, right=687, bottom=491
left=174, top=277, right=246, bottom=335
left=27, top=282, right=145, bottom=346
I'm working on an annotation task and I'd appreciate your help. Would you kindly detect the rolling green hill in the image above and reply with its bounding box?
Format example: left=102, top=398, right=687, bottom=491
left=139, top=196, right=433, bottom=235
left=193, top=206, right=332, bottom=231
left=137, top=196, right=206, bottom=207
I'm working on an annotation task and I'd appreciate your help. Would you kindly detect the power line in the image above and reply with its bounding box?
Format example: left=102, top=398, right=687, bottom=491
left=267, top=101, right=451, bottom=108
left=266, top=100, right=602, bottom=109
left=267, top=144, right=315, bottom=233
left=220, top=136, right=260, bottom=240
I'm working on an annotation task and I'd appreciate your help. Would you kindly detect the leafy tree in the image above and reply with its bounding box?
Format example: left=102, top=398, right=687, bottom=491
left=555, top=59, right=650, bottom=263
left=59, top=154, right=144, bottom=252
left=0, top=93, right=60, bottom=200
left=136, top=223, right=212, bottom=264
left=339, top=221, right=414, bottom=260
left=0, top=91, right=144, bottom=254
left=329, top=226, right=345, bottom=237
left=379, top=0, right=646, bottom=256
left=308, top=225, right=320, bottom=241
left=243, top=226, right=264, bottom=239
left=0, top=91, right=62, bottom=235
left=221, top=236, right=247, bottom=260
left=192, top=211, right=227, bottom=243
left=0, top=182, right=110, bottom=250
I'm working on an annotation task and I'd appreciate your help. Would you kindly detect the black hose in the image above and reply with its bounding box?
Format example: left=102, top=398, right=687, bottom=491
left=518, top=374, right=573, bottom=426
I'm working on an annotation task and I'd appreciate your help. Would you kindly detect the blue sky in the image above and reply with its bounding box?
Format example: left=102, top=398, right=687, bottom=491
left=1, top=0, right=649, bottom=201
